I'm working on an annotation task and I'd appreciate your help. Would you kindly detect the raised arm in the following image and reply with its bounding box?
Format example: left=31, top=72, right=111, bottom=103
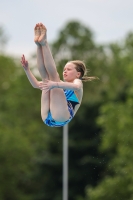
left=21, top=55, right=41, bottom=89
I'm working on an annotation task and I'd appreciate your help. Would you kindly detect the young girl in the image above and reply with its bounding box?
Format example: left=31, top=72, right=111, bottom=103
left=21, top=23, right=96, bottom=127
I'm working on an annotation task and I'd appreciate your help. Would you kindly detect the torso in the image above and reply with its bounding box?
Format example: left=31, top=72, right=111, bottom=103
left=73, top=88, right=83, bottom=115
left=64, top=86, right=83, bottom=116
left=60, top=78, right=83, bottom=115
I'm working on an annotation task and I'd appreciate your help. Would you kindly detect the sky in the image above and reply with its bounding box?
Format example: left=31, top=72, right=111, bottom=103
left=0, top=0, right=133, bottom=58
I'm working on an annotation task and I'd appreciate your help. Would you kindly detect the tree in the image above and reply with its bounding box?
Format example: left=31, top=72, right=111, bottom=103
left=2, top=21, right=133, bottom=200
left=32, top=21, right=107, bottom=200
left=0, top=26, right=8, bottom=53
left=86, top=33, right=133, bottom=200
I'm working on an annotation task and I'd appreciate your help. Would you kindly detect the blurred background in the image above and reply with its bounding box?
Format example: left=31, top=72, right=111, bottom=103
left=1, top=0, right=133, bottom=199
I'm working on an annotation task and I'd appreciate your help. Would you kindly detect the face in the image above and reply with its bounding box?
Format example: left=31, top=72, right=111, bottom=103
left=63, top=62, right=81, bottom=82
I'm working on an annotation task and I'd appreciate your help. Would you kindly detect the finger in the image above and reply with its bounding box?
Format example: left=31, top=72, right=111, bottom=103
left=21, top=56, right=25, bottom=62
left=40, top=87, right=49, bottom=92
left=39, top=82, right=44, bottom=85
left=43, top=89, right=49, bottom=94
left=39, top=83, right=45, bottom=87
left=39, top=85, right=45, bottom=89
left=21, top=60, right=24, bottom=65
left=44, top=79, right=49, bottom=83
left=39, top=84, right=46, bottom=89
left=22, top=55, right=26, bottom=62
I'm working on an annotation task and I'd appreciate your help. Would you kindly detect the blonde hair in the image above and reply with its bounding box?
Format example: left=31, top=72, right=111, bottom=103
left=69, top=60, right=98, bottom=82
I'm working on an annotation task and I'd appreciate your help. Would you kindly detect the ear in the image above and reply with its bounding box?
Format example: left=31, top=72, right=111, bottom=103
left=76, top=72, right=81, bottom=78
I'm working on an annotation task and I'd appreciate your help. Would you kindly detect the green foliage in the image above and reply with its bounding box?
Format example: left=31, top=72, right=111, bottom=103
left=1, top=21, right=133, bottom=200
left=0, top=26, right=8, bottom=52
left=86, top=33, right=133, bottom=200
left=50, top=21, right=108, bottom=200
left=0, top=54, right=49, bottom=199
left=87, top=99, right=133, bottom=199
left=0, top=130, right=34, bottom=200
left=52, top=21, right=95, bottom=61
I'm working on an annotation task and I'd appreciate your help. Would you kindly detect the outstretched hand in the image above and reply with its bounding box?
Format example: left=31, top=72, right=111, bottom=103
left=21, top=55, right=29, bottom=70
left=39, top=79, right=57, bottom=92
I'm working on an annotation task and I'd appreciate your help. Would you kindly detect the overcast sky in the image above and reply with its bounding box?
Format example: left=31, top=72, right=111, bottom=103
left=0, top=0, right=133, bottom=57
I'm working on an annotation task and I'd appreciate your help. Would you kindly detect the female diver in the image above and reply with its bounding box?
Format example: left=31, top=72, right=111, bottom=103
left=21, top=23, right=96, bottom=127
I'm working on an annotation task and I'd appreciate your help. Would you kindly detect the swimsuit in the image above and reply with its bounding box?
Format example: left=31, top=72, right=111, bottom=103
left=44, top=90, right=79, bottom=127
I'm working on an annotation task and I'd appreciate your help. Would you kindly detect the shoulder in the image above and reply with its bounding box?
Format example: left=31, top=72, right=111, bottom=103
left=73, top=79, right=83, bottom=87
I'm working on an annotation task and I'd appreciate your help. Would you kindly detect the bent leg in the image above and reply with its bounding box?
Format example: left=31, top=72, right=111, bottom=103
left=42, top=42, right=70, bottom=121
left=39, top=24, right=70, bottom=121
left=41, top=42, right=70, bottom=121
left=36, top=45, right=50, bottom=120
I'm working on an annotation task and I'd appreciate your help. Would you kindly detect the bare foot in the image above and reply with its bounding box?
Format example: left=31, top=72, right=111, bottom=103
left=34, top=24, right=41, bottom=45
left=38, top=23, right=47, bottom=45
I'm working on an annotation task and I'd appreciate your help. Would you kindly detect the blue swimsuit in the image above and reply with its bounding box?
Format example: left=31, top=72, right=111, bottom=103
left=44, top=90, right=79, bottom=127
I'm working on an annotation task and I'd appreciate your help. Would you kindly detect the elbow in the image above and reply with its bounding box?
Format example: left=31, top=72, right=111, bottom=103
left=32, top=84, right=39, bottom=89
